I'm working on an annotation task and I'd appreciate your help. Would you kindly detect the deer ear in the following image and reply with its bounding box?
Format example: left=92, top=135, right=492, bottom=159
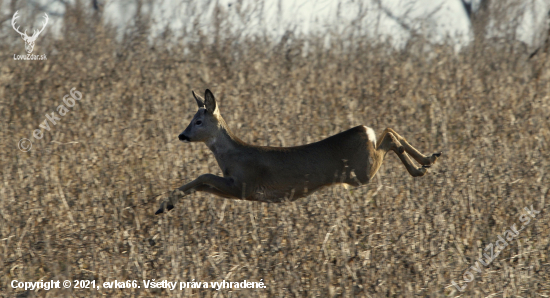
left=192, top=90, right=205, bottom=108
left=204, top=89, right=218, bottom=114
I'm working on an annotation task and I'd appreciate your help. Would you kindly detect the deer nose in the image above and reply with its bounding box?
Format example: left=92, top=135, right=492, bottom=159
left=178, top=134, right=190, bottom=142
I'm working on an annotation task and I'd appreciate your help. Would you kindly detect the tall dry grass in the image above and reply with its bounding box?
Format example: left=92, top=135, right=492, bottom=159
left=1, top=3, right=549, bottom=297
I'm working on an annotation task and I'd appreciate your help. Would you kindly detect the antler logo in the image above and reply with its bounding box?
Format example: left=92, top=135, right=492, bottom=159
left=12, top=11, right=48, bottom=54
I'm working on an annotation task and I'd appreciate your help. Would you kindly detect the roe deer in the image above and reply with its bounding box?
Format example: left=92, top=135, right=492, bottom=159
left=156, top=89, right=441, bottom=214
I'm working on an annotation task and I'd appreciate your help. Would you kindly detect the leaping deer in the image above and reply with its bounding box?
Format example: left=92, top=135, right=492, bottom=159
left=12, top=11, right=49, bottom=54
left=156, top=89, right=441, bottom=214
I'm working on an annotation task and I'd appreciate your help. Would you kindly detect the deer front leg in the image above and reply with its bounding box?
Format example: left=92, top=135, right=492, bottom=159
left=155, top=174, right=242, bottom=214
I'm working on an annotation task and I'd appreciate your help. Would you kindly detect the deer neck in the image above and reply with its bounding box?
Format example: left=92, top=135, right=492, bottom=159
left=205, top=118, right=243, bottom=156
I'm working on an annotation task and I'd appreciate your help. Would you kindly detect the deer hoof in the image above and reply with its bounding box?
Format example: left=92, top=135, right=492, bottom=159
left=428, top=152, right=442, bottom=165
left=155, top=208, right=164, bottom=215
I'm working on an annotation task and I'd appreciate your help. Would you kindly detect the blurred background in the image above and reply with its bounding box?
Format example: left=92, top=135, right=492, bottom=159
left=1, top=0, right=549, bottom=297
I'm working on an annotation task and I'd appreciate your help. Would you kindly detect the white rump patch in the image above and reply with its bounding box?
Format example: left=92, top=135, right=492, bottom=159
left=365, top=126, right=376, bottom=144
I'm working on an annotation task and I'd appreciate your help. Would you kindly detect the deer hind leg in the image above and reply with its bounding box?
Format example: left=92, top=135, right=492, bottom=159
left=375, top=131, right=428, bottom=177
left=155, top=174, right=243, bottom=214
left=378, top=128, right=441, bottom=167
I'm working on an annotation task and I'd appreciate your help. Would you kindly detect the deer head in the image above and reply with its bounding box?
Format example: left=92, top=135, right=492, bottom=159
left=12, top=11, right=49, bottom=54
left=178, top=90, right=223, bottom=143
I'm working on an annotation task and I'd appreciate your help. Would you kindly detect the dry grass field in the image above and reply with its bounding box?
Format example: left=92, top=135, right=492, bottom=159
left=1, top=5, right=549, bottom=297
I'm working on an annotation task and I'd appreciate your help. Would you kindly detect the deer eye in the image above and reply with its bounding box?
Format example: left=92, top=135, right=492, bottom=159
left=195, top=120, right=202, bottom=125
